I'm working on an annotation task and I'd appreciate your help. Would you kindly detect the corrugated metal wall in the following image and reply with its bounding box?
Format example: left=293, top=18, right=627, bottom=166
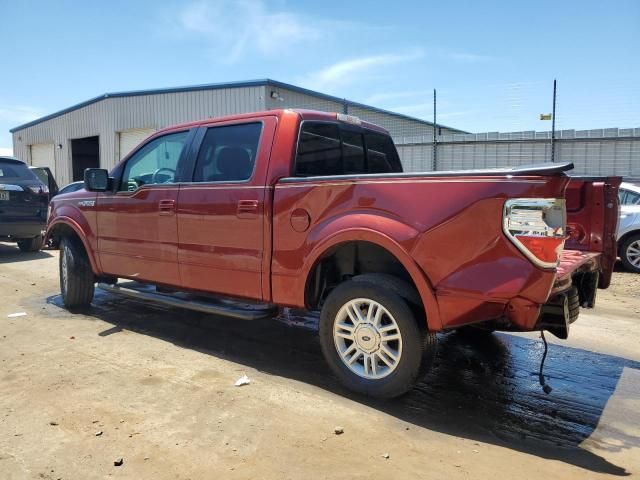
left=396, top=128, right=640, bottom=176
left=265, top=87, right=460, bottom=143
left=12, top=86, right=266, bottom=185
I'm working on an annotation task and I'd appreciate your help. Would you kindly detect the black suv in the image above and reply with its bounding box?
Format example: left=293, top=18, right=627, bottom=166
left=0, top=156, right=49, bottom=252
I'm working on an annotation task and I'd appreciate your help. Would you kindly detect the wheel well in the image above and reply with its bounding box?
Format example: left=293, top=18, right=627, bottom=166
left=48, top=223, right=82, bottom=248
left=305, top=241, right=418, bottom=310
left=618, top=229, right=640, bottom=254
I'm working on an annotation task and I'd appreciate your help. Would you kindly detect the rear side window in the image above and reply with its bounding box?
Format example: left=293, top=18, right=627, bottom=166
left=193, top=123, right=262, bottom=182
left=0, top=161, right=38, bottom=181
left=294, top=122, right=402, bottom=176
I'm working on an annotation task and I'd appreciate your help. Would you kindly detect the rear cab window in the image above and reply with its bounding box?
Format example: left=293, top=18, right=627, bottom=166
left=294, top=121, right=402, bottom=177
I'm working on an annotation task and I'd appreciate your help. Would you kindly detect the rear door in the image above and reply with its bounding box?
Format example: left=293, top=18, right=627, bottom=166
left=96, top=129, right=194, bottom=286
left=176, top=116, right=277, bottom=300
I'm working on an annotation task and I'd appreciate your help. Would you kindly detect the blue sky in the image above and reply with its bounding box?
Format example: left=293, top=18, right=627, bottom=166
left=0, top=0, right=638, bottom=154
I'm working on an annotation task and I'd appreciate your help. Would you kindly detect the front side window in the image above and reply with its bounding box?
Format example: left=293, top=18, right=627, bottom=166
left=193, top=123, right=262, bottom=182
left=120, top=131, right=189, bottom=191
left=294, top=121, right=402, bottom=176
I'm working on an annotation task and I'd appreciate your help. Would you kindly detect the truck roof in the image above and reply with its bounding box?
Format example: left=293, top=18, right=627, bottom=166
left=153, top=109, right=390, bottom=136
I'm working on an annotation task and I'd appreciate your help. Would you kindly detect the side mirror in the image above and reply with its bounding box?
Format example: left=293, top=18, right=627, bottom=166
left=84, top=168, right=109, bottom=192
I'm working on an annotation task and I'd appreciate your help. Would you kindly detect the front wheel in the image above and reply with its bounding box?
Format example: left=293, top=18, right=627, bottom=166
left=319, top=278, right=436, bottom=398
left=60, top=237, right=95, bottom=308
left=620, top=234, right=640, bottom=273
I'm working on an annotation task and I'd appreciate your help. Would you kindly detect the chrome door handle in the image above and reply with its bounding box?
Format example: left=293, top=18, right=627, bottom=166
left=237, top=200, right=259, bottom=218
left=159, top=199, right=175, bottom=215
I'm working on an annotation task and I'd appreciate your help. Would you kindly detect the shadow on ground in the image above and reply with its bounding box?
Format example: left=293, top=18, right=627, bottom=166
left=43, top=290, right=640, bottom=476
left=0, top=243, right=53, bottom=264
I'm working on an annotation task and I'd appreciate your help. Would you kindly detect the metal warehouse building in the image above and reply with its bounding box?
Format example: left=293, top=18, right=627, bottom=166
left=11, top=78, right=639, bottom=185
left=10, top=79, right=464, bottom=186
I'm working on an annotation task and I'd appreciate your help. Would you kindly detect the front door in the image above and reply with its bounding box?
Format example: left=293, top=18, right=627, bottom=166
left=97, top=129, right=192, bottom=286
left=177, top=117, right=277, bottom=300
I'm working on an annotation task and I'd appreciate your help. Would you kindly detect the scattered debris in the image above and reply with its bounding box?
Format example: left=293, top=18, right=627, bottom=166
left=472, top=449, right=479, bottom=454
left=7, top=312, right=27, bottom=318
left=382, top=453, right=390, bottom=459
left=95, top=431, right=103, bottom=437
left=114, top=458, right=124, bottom=467
left=334, top=427, right=344, bottom=435
left=234, top=375, right=250, bottom=387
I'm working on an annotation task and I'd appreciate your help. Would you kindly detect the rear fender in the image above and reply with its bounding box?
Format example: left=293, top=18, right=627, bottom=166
left=302, top=216, right=442, bottom=330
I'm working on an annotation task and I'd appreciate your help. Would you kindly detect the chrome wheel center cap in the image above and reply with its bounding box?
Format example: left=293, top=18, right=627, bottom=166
left=354, top=324, right=380, bottom=353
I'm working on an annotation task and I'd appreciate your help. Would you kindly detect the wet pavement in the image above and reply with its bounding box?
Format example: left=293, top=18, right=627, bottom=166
left=40, top=288, right=640, bottom=476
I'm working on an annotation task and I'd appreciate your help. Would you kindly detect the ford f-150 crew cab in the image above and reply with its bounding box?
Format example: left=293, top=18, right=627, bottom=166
left=46, top=109, right=621, bottom=398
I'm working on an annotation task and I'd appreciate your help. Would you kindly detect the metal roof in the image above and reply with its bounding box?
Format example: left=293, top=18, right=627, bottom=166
left=10, top=79, right=467, bottom=133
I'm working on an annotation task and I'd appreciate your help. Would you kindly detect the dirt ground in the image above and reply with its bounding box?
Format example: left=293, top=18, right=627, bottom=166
left=1, top=242, right=639, bottom=479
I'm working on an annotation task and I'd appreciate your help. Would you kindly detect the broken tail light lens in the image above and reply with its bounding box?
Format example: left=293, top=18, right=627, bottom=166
left=503, top=198, right=566, bottom=269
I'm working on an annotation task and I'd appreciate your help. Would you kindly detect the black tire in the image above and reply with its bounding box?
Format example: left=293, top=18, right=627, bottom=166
left=620, top=233, right=640, bottom=273
left=17, top=235, right=43, bottom=252
left=319, top=277, right=436, bottom=399
left=60, top=236, right=95, bottom=308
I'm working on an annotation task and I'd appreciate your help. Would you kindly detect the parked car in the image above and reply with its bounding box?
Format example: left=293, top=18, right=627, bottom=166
left=617, top=182, right=640, bottom=272
left=29, top=166, right=59, bottom=199
left=55, top=181, right=84, bottom=196
left=46, top=110, right=621, bottom=398
left=0, top=156, right=49, bottom=251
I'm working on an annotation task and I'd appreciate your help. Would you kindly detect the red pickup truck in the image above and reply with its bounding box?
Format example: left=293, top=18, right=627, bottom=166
left=46, top=109, right=620, bottom=398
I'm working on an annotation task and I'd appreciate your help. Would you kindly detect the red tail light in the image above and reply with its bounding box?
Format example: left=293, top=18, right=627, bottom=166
left=504, top=199, right=566, bottom=269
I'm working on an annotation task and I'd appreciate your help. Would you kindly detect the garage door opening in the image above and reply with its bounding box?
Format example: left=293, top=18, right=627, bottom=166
left=71, top=136, right=99, bottom=181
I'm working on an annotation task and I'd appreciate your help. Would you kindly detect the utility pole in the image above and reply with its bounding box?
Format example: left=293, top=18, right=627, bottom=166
left=433, top=89, right=437, bottom=170
left=551, top=79, right=557, bottom=162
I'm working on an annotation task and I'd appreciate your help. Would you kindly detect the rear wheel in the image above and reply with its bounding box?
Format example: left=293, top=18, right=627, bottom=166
left=17, top=235, right=43, bottom=252
left=60, top=237, right=95, bottom=308
left=620, top=233, right=640, bottom=273
left=319, top=277, right=436, bottom=398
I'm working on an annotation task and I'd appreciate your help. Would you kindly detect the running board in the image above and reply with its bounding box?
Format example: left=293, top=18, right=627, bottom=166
left=97, top=282, right=278, bottom=321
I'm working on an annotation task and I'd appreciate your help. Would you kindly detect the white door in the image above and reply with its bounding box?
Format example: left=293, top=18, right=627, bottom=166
left=30, top=143, right=56, bottom=177
left=119, top=128, right=155, bottom=160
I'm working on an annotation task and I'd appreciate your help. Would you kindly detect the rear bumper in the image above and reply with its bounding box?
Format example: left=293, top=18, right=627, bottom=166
left=505, top=249, right=601, bottom=335
left=0, top=221, right=45, bottom=239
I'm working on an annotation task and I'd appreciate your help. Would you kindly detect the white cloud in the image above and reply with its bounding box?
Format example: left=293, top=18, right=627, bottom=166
left=0, top=147, right=13, bottom=156
left=176, top=0, right=321, bottom=62
left=0, top=105, right=44, bottom=124
left=303, top=51, right=423, bottom=91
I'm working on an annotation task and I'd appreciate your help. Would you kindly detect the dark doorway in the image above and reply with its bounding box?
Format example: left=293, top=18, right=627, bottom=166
left=71, top=136, right=100, bottom=181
